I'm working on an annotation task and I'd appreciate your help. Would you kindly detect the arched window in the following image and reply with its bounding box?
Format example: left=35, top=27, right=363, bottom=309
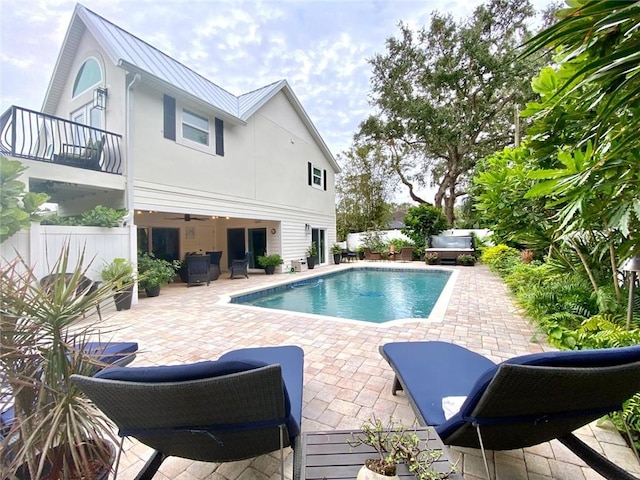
left=72, top=58, right=102, bottom=97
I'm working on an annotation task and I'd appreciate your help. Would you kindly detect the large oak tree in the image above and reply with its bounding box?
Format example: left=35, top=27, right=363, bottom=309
left=358, top=0, right=546, bottom=223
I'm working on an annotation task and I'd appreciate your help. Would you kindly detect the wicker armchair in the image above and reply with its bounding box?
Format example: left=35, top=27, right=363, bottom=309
left=229, top=252, right=250, bottom=279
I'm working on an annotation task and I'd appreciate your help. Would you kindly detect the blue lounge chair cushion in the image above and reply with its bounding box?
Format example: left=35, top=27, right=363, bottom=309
left=381, top=342, right=496, bottom=426
left=83, top=341, right=138, bottom=366
left=219, top=345, right=304, bottom=438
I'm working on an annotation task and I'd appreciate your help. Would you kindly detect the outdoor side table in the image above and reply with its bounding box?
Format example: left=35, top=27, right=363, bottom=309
left=299, top=427, right=463, bottom=479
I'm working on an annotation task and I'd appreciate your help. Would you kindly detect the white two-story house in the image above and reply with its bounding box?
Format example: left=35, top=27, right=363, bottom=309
left=1, top=3, right=339, bottom=272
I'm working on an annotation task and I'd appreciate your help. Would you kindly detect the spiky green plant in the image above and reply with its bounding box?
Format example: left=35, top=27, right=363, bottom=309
left=1, top=243, right=130, bottom=479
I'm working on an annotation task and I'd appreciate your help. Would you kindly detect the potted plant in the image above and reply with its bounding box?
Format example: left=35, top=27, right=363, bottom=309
left=306, top=242, right=318, bottom=269
left=357, top=246, right=366, bottom=261
left=348, top=416, right=456, bottom=480
left=425, top=252, right=439, bottom=265
left=257, top=253, right=284, bottom=275
left=456, top=254, right=476, bottom=266
left=0, top=245, right=120, bottom=479
left=100, top=257, right=135, bottom=310
left=331, top=244, right=343, bottom=264
left=137, top=251, right=180, bottom=296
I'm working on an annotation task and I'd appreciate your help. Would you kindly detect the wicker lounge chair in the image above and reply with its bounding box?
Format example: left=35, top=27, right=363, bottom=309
left=380, top=341, right=640, bottom=480
left=229, top=252, right=250, bottom=279
left=363, top=247, right=382, bottom=261
left=71, top=345, right=304, bottom=480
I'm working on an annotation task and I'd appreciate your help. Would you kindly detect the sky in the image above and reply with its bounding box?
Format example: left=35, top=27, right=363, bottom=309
left=0, top=0, right=552, bottom=200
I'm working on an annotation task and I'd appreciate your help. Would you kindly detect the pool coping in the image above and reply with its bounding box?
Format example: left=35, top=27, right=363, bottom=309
left=219, top=263, right=459, bottom=328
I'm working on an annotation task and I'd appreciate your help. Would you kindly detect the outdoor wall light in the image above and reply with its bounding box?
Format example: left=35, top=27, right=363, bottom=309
left=622, top=256, right=640, bottom=329
left=305, top=223, right=311, bottom=235
left=93, top=87, right=107, bottom=110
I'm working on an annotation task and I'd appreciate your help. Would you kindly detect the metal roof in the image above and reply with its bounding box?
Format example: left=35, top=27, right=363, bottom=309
left=42, top=3, right=338, bottom=170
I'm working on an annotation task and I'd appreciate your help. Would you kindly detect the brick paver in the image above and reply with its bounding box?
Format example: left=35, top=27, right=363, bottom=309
left=94, top=262, right=639, bottom=479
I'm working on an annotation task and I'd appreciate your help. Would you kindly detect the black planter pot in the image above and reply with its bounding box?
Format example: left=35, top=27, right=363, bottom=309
left=145, top=285, right=161, bottom=297
left=114, top=286, right=133, bottom=311
left=358, top=251, right=365, bottom=260
left=333, top=253, right=341, bottom=264
left=264, top=265, right=276, bottom=275
left=307, top=256, right=316, bottom=269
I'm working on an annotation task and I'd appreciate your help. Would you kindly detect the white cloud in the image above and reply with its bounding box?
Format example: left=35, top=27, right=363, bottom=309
left=0, top=0, right=554, bottom=163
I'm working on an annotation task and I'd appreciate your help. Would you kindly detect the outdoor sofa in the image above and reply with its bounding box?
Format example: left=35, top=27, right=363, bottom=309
left=425, top=235, right=474, bottom=264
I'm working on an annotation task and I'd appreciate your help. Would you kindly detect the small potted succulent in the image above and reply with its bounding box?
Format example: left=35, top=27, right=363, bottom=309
left=425, top=252, right=439, bottom=265
left=257, top=253, right=284, bottom=275
left=137, top=251, right=180, bottom=296
left=100, top=257, right=135, bottom=310
left=306, top=242, right=318, bottom=269
left=348, top=416, right=456, bottom=480
left=331, top=244, right=343, bottom=264
left=456, top=254, right=476, bottom=266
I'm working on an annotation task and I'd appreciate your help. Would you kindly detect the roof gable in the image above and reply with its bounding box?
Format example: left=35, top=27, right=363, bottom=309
left=42, top=3, right=338, bottom=171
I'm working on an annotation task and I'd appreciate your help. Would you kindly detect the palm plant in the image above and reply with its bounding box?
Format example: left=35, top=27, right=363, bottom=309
left=521, top=0, right=640, bottom=261
left=1, top=244, right=128, bottom=479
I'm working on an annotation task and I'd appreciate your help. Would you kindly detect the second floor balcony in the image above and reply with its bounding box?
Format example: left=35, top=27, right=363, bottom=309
left=0, top=106, right=123, bottom=175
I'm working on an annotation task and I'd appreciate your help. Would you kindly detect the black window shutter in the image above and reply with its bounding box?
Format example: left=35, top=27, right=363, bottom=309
left=215, top=118, right=224, bottom=156
left=163, top=95, right=176, bottom=140
left=307, top=162, right=312, bottom=186
left=323, top=169, right=327, bottom=191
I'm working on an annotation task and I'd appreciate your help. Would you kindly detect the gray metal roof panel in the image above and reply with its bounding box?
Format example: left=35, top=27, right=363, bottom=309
left=78, top=5, right=239, bottom=117
left=238, top=80, right=286, bottom=119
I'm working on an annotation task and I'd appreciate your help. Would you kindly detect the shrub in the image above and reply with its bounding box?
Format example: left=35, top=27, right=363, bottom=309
left=457, top=254, right=476, bottom=266
left=480, top=244, right=520, bottom=275
left=41, top=205, right=127, bottom=227
left=0, top=156, right=49, bottom=242
left=137, top=252, right=180, bottom=289
left=257, top=254, right=284, bottom=267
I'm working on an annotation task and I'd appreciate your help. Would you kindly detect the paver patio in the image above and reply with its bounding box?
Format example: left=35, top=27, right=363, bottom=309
left=96, top=262, right=640, bottom=480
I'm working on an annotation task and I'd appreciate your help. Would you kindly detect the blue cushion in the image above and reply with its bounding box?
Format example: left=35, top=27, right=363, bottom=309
left=219, top=345, right=304, bottom=439
left=381, top=342, right=496, bottom=426
left=428, top=344, right=640, bottom=439
left=95, top=359, right=266, bottom=382
left=82, top=341, right=138, bottom=365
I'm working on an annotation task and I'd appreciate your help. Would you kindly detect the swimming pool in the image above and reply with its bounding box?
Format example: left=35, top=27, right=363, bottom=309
left=231, top=267, right=453, bottom=324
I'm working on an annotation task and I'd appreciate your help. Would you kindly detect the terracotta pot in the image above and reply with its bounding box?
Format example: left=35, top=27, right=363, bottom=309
left=356, top=465, right=399, bottom=480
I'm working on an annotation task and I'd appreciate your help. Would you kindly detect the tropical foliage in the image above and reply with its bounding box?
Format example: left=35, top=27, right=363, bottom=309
left=41, top=205, right=128, bottom=227
left=0, top=156, right=49, bottom=243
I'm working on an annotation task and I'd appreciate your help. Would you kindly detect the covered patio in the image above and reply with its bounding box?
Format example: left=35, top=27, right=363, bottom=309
left=98, top=262, right=640, bottom=480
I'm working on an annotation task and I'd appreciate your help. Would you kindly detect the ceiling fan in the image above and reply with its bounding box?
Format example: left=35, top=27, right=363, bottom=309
left=164, top=214, right=208, bottom=222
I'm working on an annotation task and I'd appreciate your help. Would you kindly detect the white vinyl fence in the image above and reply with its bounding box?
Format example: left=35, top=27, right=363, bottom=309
left=1, top=223, right=134, bottom=282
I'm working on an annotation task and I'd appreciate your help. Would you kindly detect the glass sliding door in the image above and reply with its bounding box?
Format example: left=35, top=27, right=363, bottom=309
left=248, top=228, right=267, bottom=268
left=311, top=228, right=326, bottom=264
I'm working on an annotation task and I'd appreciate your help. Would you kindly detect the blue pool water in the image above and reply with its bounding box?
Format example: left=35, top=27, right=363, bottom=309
left=232, top=268, right=452, bottom=323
